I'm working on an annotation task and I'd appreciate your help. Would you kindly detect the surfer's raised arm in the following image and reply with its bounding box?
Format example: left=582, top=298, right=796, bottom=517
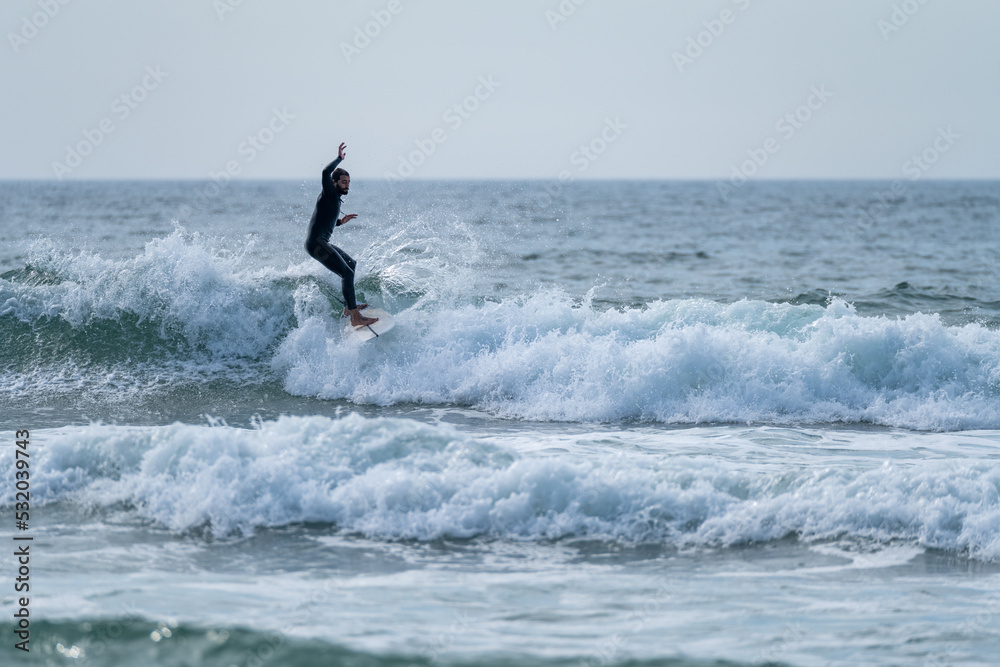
left=322, top=142, right=348, bottom=190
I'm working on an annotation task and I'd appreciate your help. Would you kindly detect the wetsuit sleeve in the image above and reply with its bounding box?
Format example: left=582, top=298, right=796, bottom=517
left=321, top=157, right=343, bottom=192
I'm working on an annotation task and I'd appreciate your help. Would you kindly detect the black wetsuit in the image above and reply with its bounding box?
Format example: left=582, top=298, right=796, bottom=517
left=304, top=157, right=359, bottom=310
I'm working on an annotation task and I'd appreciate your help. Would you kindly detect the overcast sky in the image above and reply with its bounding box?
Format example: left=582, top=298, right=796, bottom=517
left=2, top=0, right=998, bottom=180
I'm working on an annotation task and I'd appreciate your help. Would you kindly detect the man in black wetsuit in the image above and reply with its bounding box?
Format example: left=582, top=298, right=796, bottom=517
left=305, top=142, right=378, bottom=327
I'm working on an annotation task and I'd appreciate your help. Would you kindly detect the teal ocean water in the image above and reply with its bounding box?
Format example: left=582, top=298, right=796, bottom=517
left=1, top=180, right=999, bottom=665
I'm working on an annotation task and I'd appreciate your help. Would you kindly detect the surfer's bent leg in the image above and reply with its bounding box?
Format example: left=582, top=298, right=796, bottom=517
left=305, top=239, right=358, bottom=310
left=337, top=248, right=357, bottom=273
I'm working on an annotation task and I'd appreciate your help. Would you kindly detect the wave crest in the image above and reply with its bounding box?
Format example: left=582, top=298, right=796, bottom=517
left=3, top=230, right=999, bottom=430
left=6, top=415, right=1000, bottom=560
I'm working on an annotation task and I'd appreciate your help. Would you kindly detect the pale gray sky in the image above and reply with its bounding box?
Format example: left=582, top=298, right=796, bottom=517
left=2, top=0, right=997, bottom=180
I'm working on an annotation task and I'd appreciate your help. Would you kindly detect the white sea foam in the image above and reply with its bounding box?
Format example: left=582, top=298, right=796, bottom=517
left=5, top=416, right=1000, bottom=560
left=274, top=289, right=1000, bottom=430
left=1, top=229, right=296, bottom=359
left=4, top=230, right=1000, bottom=429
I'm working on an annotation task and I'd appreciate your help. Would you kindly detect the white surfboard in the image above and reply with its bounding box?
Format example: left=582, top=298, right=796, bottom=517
left=343, top=307, right=394, bottom=341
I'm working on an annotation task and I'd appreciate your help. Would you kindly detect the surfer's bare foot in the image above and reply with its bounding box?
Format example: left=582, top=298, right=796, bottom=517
left=348, top=309, right=378, bottom=327
left=343, top=303, right=368, bottom=317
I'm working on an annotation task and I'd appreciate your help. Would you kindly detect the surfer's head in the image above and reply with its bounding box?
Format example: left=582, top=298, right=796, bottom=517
left=332, top=168, right=350, bottom=195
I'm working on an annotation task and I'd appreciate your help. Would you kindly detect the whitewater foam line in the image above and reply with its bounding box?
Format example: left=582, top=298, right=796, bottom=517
left=274, top=293, right=1000, bottom=430
left=5, top=229, right=1000, bottom=430
left=0, top=229, right=298, bottom=360
left=4, top=415, right=1000, bottom=560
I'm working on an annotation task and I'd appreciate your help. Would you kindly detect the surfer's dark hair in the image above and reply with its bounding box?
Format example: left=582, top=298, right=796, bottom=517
left=332, top=168, right=350, bottom=182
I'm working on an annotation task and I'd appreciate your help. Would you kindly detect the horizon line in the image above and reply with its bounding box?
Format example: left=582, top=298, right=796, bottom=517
left=1, top=177, right=998, bottom=183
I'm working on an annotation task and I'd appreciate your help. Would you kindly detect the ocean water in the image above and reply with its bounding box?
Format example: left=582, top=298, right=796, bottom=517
left=1, top=179, right=999, bottom=666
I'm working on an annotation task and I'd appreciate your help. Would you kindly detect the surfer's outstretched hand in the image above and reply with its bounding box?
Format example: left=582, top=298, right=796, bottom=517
left=338, top=214, right=358, bottom=226
left=338, top=142, right=347, bottom=160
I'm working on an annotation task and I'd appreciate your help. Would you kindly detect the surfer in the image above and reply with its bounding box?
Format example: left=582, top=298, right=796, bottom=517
left=305, top=142, right=378, bottom=327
